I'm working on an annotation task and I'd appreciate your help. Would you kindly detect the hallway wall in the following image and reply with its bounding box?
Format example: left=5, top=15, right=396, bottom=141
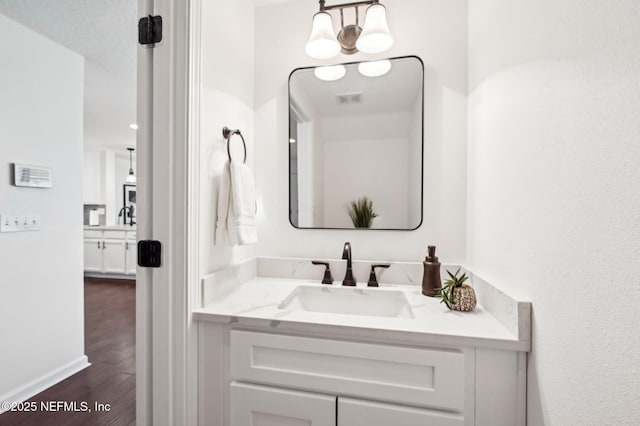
left=0, top=13, right=87, bottom=406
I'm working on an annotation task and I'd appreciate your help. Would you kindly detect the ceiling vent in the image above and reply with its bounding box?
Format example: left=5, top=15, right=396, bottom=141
left=336, top=92, right=363, bottom=105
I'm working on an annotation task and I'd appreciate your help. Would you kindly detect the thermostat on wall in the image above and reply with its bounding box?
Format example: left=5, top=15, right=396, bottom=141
left=12, top=163, right=53, bottom=188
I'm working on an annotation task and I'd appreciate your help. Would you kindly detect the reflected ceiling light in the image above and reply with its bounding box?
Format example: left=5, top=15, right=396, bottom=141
left=289, top=138, right=297, bottom=144
left=357, top=59, right=392, bottom=77
left=125, top=147, right=136, bottom=184
left=314, top=64, right=346, bottom=81
left=129, top=123, right=139, bottom=130
left=305, top=0, right=393, bottom=60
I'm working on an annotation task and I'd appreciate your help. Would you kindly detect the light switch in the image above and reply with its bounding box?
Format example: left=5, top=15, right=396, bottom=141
left=0, top=215, right=16, bottom=232
left=0, top=214, right=41, bottom=232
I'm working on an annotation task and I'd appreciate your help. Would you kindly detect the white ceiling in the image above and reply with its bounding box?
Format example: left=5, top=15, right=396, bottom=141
left=0, top=0, right=138, bottom=152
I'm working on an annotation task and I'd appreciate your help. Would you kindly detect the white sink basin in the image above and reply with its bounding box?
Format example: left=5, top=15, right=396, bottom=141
left=278, top=285, right=414, bottom=319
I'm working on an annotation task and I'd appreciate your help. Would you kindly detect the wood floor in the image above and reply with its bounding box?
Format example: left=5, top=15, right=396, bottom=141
left=0, top=278, right=136, bottom=426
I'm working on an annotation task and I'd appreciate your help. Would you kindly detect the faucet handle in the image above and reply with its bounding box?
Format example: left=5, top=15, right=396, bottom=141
left=311, top=261, right=334, bottom=285
left=367, top=264, right=390, bottom=287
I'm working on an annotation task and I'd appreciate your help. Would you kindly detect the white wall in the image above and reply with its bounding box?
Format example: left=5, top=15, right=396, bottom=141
left=199, top=0, right=256, bottom=276
left=467, top=1, right=640, bottom=425
left=323, top=138, right=409, bottom=229
left=0, top=14, right=86, bottom=401
left=255, top=0, right=467, bottom=262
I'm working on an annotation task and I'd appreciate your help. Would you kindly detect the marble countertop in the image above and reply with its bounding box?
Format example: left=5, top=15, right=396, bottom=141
left=193, top=277, right=530, bottom=351
left=84, top=225, right=136, bottom=231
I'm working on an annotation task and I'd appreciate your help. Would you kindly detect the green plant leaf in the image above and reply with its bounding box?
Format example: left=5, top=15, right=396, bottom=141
left=346, top=196, right=378, bottom=228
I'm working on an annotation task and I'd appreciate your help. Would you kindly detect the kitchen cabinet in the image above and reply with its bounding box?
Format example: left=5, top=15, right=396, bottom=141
left=83, top=238, right=103, bottom=273
left=125, top=239, right=137, bottom=275
left=83, top=228, right=136, bottom=276
left=102, top=239, right=126, bottom=274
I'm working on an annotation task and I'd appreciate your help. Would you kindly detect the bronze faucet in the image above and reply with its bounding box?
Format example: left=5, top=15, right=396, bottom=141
left=341, top=242, right=356, bottom=286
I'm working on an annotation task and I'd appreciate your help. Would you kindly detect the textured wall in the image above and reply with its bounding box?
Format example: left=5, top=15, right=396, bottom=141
left=467, top=1, right=640, bottom=424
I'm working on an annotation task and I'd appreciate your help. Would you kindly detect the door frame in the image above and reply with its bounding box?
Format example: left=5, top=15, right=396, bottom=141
left=137, top=0, right=200, bottom=424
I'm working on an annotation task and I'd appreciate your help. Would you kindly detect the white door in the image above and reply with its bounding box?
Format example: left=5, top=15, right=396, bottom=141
left=338, top=397, right=464, bottom=426
left=83, top=238, right=103, bottom=273
left=102, top=240, right=126, bottom=274
left=231, top=382, right=336, bottom=426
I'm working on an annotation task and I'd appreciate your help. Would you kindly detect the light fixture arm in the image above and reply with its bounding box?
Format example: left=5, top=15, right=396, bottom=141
left=319, top=0, right=378, bottom=12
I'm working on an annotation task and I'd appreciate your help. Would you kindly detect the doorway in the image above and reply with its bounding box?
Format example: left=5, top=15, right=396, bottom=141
left=0, top=1, right=139, bottom=423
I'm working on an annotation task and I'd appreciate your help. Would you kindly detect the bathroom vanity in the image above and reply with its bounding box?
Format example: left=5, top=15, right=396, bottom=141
left=194, top=258, right=530, bottom=426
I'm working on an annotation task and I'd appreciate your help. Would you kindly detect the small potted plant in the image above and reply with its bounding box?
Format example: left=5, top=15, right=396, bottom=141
left=346, top=196, right=378, bottom=228
left=437, top=268, right=477, bottom=311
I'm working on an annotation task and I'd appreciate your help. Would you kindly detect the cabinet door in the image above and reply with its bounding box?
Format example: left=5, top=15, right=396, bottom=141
left=230, top=382, right=335, bottom=426
left=102, top=240, right=127, bottom=274
left=83, top=238, right=103, bottom=273
left=125, top=240, right=137, bottom=275
left=338, top=397, right=464, bottom=426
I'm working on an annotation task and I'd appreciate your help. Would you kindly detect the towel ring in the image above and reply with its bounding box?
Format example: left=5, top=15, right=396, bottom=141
left=223, top=126, right=247, bottom=164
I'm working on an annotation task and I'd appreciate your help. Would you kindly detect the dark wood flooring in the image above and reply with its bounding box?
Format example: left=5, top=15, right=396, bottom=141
left=0, top=278, right=136, bottom=426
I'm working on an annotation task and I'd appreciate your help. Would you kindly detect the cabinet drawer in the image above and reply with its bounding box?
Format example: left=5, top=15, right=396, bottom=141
left=230, top=331, right=466, bottom=412
left=102, top=230, right=126, bottom=239
left=84, top=230, right=102, bottom=239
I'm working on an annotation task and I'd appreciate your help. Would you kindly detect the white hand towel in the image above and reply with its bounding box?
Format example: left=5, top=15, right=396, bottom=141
left=230, top=160, right=257, bottom=245
left=214, top=161, right=238, bottom=246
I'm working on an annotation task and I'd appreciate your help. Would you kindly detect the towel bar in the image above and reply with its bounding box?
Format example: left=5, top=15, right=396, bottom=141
left=223, top=126, right=247, bottom=164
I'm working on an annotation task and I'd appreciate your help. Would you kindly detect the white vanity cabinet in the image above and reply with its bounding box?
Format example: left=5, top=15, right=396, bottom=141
left=83, top=228, right=136, bottom=276
left=198, top=326, right=525, bottom=426
left=226, top=330, right=471, bottom=426
left=230, top=382, right=462, bottom=426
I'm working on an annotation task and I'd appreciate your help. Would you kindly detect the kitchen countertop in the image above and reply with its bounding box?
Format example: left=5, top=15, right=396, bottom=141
left=84, top=225, right=136, bottom=231
left=193, top=277, right=530, bottom=352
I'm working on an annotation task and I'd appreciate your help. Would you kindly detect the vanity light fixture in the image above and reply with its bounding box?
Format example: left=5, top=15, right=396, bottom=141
left=314, top=64, right=347, bottom=81
left=125, top=147, right=136, bottom=184
left=357, top=59, right=392, bottom=77
left=305, top=0, right=394, bottom=60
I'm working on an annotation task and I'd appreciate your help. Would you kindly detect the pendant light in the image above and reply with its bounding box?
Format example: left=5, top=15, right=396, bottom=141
left=125, top=147, right=136, bottom=184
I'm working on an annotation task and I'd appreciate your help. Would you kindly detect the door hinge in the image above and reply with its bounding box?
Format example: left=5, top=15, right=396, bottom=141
left=138, top=240, right=162, bottom=268
left=138, top=15, right=162, bottom=45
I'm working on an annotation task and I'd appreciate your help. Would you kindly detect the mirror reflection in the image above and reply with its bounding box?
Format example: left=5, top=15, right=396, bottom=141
left=289, top=56, right=423, bottom=230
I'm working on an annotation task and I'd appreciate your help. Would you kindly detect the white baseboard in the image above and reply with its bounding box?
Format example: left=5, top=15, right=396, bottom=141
left=0, top=355, right=90, bottom=414
left=84, top=272, right=136, bottom=280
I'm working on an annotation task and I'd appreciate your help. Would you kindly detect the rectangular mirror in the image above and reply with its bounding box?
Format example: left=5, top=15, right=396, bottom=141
left=289, top=56, right=424, bottom=230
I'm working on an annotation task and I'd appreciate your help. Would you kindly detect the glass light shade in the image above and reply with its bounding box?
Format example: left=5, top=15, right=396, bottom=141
left=355, top=4, right=394, bottom=54
left=126, top=171, right=136, bottom=184
left=305, top=12, right=341, bottom=59
left=357, top=59, right=392, bottom=77
left=314, top=64, right=346, bottom=81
